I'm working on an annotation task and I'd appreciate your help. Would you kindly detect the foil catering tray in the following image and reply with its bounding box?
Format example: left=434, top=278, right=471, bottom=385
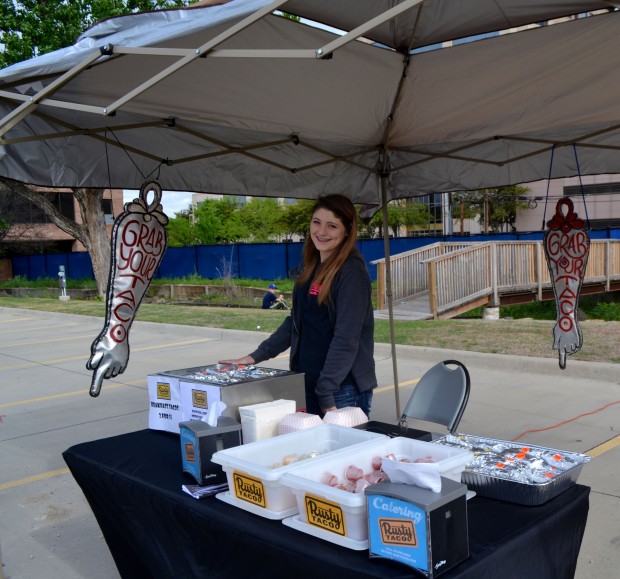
left=432, top=434, right=591, bottom=506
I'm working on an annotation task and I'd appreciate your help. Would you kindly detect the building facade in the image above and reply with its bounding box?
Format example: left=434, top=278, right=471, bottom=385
left=0, top=187, right=124, bottom=254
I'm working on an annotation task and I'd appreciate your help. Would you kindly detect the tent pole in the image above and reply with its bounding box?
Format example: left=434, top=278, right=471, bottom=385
left=380, top=173, right=401, bottom=419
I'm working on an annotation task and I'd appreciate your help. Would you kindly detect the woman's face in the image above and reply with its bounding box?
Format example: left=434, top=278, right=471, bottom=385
left=310, top=207, right=347, bottom=261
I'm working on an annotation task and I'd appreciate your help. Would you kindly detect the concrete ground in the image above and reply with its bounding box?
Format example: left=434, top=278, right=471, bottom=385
left=0, top=307, right=618, bottom=579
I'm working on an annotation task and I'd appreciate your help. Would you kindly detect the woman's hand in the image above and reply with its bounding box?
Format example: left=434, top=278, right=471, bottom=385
left=218, top=355, right=256, bottom=365
left=322, top=406, right=337, bottom=414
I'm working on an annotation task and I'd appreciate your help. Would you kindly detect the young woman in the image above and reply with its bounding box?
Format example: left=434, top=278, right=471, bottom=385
left=220, top=194, right=377, bottom=417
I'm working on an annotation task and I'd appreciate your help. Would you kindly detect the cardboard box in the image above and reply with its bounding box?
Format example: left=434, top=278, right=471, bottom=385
left=238, top=399, right=297, bottom=443
left=211, top=424, right=386, bottom=520
left=148, top=365, right=304, bottom=434
left=366, top=479, right=469, bottom=577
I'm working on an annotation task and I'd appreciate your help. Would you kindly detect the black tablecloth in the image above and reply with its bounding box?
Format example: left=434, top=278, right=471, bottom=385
left=63, top=429, right=589, bottom=579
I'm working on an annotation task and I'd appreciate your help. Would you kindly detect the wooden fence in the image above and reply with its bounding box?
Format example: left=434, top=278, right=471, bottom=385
left=373, top=240, right=620, bottom=319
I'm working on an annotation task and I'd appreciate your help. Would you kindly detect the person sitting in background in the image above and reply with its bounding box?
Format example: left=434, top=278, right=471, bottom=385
left=262, top=283, right=284, bottom=309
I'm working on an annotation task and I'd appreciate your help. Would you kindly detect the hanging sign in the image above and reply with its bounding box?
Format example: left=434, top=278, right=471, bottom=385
left=543, top=197, right=590, bottom=369
left=87, top=182, right=168, bottom=396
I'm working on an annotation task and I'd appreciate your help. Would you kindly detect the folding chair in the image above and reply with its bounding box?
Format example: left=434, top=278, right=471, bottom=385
left=398, top=359, right=470, bottom=434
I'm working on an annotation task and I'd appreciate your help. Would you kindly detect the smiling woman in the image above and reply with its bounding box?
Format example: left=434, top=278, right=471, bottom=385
left=219, top=194, right=379, bottom=417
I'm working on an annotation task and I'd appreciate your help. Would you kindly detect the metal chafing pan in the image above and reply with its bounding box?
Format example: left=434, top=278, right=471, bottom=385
left=432, top=434, right=592, bottom=506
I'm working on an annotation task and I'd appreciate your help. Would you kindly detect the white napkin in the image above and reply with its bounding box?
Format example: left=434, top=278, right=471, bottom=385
left=202, top=400, right=228, bottom=427
left=380, top=458, right=442, bottom=493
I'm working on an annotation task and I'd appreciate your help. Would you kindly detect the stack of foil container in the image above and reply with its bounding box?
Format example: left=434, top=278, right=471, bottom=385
left=433, top=434, right=591, bottom=505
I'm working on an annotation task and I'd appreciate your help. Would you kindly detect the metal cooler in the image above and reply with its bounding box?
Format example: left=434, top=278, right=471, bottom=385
left=148, top=364, right=305, bottom=434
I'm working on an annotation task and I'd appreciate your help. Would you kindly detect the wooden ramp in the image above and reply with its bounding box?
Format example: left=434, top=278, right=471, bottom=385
left=374, top=292, right=433, bottom=321
left=373, top=240, right=620, bottom=320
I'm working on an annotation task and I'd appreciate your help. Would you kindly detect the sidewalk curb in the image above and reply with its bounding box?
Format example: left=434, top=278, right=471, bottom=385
left=374, top=342, right=620, bottom=383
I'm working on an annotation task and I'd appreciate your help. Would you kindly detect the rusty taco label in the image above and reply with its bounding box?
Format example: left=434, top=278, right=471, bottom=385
left=183, top=442, right=196, bottom=463
left=304, top=494, right=346, bottom=536
left=232, top=472, right=266, bottom=508
left=157, top=382, right=171, bottom=400
left=378, top=518, right=417, bottom=546
left=191, top=389, right=208, bottom=409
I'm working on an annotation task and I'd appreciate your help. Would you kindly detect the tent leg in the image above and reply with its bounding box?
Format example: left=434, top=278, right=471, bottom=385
left=380, top=175, right=401, bottom=419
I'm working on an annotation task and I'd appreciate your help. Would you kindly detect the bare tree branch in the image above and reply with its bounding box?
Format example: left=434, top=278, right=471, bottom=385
left=0, top=177, right=87, bottom=241
left=0, top=178, right=112, bottom=296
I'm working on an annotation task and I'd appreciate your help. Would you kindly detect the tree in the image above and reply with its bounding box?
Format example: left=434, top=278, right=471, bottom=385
left=238, top=198, right=284, bottom=242
left=0, top=216, right=8, bottom=249
left=0, top=1, right=193, bottom=293
left=452, top=186, right=531, bottom=233
left=358, top=200, right=433, bottom=238
left=0, top=188, right=41, bottom=255
left=0, top=1, right=191, bottom=68
left=280, top=199, right=315, bottom=240
left=164, top=210, right=196, bottom=247
left=0, top=178, right=111, bottom=294
left=190, top=198, right=249, bottom=244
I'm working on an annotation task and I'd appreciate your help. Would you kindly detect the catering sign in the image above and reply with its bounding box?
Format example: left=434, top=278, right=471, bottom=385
left=147, top=375, right=182, bottom=433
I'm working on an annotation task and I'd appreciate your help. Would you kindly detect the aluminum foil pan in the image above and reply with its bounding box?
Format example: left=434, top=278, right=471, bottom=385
left=164, top=364, right=290, bottom=385
left=432, top=434, right=592, bottom=506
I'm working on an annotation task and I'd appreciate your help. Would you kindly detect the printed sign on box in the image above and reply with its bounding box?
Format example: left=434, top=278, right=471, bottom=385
left=147, top=375, right=182, bottom=433
left=368, top=496, right=428, bottom=571
left=179, top=381, right=223, bottom=422
left=367, top=479, right=468, bottom=578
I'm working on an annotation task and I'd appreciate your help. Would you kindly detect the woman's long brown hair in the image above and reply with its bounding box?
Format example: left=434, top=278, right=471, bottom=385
left=296, top=194, right=359, bottom=305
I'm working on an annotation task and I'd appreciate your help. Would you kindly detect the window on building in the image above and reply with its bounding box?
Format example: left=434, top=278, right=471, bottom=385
left=102, top=199, right=113, bottom=224
left=564, top=182, right=620, bottom=196
left=0, top=191, right=75, bottom=224
left=587, top=218, right=620, bottom=229
left=407, top=193, right=443, bottom=236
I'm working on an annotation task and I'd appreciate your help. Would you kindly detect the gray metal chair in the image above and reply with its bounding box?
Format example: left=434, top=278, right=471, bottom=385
left=398, top=360, right=470, bottom=434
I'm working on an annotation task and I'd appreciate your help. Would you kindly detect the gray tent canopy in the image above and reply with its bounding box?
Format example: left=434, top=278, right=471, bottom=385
left=1, top=0, right=619, bottom=414
left=1, top=0, right=619, bottom=202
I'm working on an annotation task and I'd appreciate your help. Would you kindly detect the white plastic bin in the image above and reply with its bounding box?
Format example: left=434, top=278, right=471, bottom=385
left=280, top=437, right=473, bottom=549
left=211, top=424, right=386, bottom=519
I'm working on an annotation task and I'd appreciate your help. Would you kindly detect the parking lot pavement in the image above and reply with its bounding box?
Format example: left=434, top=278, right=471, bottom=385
left=1, top=307, right=618, bottom=578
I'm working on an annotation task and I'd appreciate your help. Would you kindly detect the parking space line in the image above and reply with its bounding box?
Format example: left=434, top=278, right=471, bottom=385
left=587, top=434, right=620, bottom=457
left=0, top=467, right=70, bottom=491
left=0, top=379, right=147, bottom=409
left=375, top=378, right=419, bottom=394
left=0, top=322, right=82, bottom=335
left=0, top=318, right=83, bottom=334
left=0, top=333, right=103, bottom=348
left=0, top=316, right=35, bottom=324
left=0, top=337, right=217, bottom=370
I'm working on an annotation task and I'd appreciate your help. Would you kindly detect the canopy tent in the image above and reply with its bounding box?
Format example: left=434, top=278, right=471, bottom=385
left=1, top=0, right=619, bottom=201
left=1, top=0, right=619, bottom=412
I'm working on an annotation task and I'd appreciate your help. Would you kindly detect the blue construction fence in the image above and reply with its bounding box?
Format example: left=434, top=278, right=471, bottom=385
left=11, top=228, right=620, bottom=283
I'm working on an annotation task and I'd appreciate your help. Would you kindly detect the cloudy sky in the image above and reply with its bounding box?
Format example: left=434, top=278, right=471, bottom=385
left=123, top=189, right=193, bottom=217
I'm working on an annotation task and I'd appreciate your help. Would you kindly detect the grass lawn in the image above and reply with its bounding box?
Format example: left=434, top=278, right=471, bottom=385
left=1, top=296, right=619, bottom=364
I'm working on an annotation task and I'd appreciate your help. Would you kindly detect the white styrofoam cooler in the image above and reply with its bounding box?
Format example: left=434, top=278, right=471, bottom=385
left=211, top=424, right=386, bottom=519
left=280, top=437, right=473, bottom=550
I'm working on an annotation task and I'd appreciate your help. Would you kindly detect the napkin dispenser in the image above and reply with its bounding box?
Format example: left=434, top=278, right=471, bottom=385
left=366, top=478, right=468, bottom=577
left=180, top=417, right=242, bottom=485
